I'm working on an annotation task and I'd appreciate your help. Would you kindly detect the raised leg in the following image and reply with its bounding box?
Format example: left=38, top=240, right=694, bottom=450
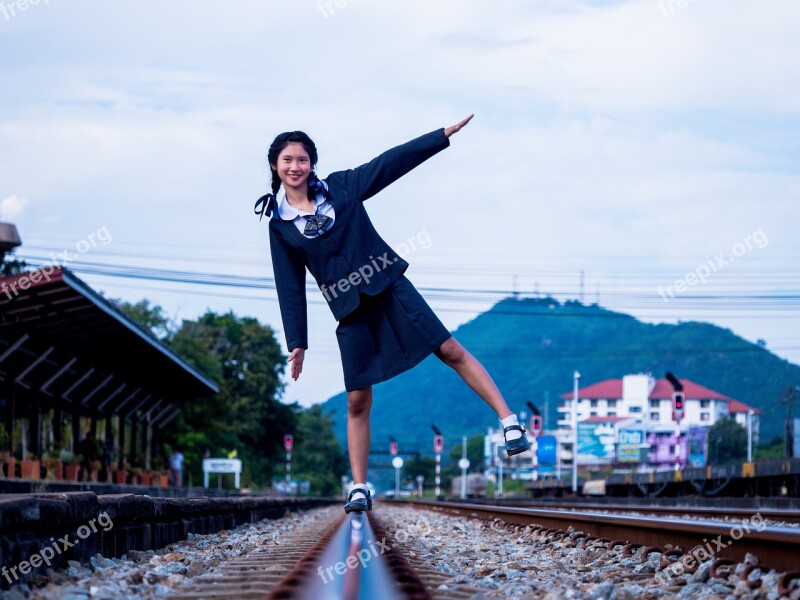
left=434, top=337, right=513, bottom=419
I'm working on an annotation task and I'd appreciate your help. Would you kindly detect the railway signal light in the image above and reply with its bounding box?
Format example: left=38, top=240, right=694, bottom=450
left=531, top=415, right=542, bottom=436
left=672, top=392, right=685, bottom=422
left=433, top=434, right=444, bottom=453
left=283, top=434, right=293, bottom=451
left=389, top=441, right=398, bottom=456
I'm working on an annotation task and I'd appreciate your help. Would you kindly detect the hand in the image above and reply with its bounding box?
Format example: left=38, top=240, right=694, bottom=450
left=288, top=348, right=305, bottom=381
left=444, top=114, right=474, bottom=138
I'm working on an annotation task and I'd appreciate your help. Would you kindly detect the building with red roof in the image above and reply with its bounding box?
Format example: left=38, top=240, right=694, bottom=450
left=555, top=373, right=760, bottom=469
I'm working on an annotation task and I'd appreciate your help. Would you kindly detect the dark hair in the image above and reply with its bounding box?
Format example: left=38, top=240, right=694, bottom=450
left=267, top=131, right=319, bottom=199
left=254, top=131, right=327, bottom=220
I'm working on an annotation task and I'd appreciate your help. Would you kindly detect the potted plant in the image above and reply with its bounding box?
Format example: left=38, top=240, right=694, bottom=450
left=0, top=426, right=10, bottom=462
left=64, top=453, right=82, bottom=482
left=42, top=447, right=63, bottom=480
left=114, top=459, right=129, bottom=485
left=129, top=466, right=142, bottom=484
left=88, top=458, right=102, bottom=482
left=0, top=428, right=10, bottom=479
left=20, top=453, right=41, bottom=480
left=139, top=470, right=151, bottom=486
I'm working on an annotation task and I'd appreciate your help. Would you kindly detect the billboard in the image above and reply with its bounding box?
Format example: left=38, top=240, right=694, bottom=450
left=688, top=426, right=709, bottom=467
left=618, top=428, right=643, bottom=463
left=537, top=435, right=557, bottom=465
left=577, top=421, right=615, bottom=465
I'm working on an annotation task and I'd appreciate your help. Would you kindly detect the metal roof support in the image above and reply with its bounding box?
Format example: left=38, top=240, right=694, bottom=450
left=151, top=403, right=176, bottom=425
left=117, top=413, right=126, bottom=469
left=0, top=334, right=29, bottom=364
left=53, top=391, right=63, bottom=447
left=96, top=382, right=127, bottom=413
left=32, top=390, right=43, bottom=456
left=114, top=388, right=142, bottom=415
left=135, top=396, right=164, bottom=423
left=40, top=356, right=78, bottom=394
left=62, top=367, right=95, bottom=401
left=159, top=407, right=181, bottom=428
left=80, top=374, right=113, bottom=407
left=71, top=406, right=81, bottom=454
left=140, top=420, right=148, bottom=467
left=125, top=393, right=154, bottom=419
left=130, top=416, right=138, bottom=461
left=142, top=398, right=164, bottom=424
left=14, top=346, right=54, bottom=387
left=135, top=394, right=163, bottom=420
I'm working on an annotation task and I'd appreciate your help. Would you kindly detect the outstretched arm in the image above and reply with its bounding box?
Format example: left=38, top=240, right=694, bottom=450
left=269, top=225, right=308, bottom=379
left=341, top=114, right=474, bottom=202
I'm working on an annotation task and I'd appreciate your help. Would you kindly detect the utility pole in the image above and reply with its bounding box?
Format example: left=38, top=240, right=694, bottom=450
left=785, top=386, right=796, bottom=459
left=572, top=371, right=580, bottom=494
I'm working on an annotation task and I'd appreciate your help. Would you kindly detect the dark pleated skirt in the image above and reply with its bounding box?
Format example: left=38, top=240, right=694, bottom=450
left=335, top=275, right=452, bottom=391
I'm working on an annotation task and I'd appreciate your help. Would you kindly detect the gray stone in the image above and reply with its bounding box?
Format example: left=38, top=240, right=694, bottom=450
left=679, top=582, right=709, bottom=597
left=64, top=561, right=92, bottom=579
left=587, top=581, right=615, bottom=599
left=692, top=560, right=712, bottom=582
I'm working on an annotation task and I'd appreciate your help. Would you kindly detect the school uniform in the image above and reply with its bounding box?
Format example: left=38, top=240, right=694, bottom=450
left=265, top=127, right=454, bottom=391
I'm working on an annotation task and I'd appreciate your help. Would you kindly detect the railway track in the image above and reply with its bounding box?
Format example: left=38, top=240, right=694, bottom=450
left=21, top=499, right=800, bottom=598
left=171, top=500, right=800, bottom=598
left=460, top=498, right=800, bottom=524
left=396, top=499, right=800, bottom=574
left=165, top=506, right=483, bottom=599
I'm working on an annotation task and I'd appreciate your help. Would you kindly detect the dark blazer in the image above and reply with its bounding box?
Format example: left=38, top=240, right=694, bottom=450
left=268, top=127, right=450, bottom=351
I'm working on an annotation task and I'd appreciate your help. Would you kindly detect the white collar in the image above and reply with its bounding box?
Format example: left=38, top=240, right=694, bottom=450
left=277, top=180, right=328, bottom=221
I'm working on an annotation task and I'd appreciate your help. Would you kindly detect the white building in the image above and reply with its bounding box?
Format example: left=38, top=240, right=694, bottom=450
left=556, top=373, right=761, bottom=468
left=558, top=373, right=760, bottom=432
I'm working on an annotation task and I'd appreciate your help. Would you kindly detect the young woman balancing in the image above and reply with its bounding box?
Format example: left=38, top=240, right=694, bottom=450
left=255, top=114, right=530, bottom=513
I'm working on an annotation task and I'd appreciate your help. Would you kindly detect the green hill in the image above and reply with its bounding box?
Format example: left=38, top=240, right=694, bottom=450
left=319, top=297, right=798, bottom=455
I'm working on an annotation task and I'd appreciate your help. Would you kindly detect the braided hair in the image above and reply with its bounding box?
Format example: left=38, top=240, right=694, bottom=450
left=254, top=131, right=328, bottom=220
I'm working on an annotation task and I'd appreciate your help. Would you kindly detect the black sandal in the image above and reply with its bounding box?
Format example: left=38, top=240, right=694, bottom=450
left=344, top=487, right=372, bottom=513
left=503, top=424, right=531, bottom=456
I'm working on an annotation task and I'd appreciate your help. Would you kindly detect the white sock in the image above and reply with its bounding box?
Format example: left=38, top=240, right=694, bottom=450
left=501, top=414, right=523, bottom=440
left=350, top=483, right=367, bottom=501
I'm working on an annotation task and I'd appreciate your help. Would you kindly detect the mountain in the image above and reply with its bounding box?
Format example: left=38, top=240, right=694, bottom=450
left=318, top=297, right=798, bottom=454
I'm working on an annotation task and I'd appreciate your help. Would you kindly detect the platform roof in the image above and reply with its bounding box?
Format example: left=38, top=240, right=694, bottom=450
left=0, top=266, right=218, bottom=422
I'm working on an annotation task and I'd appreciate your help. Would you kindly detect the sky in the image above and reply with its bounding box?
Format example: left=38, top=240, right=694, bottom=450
left=1, top=0, right=798, bottom=408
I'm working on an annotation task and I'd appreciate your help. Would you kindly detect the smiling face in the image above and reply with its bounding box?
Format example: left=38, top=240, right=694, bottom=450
left=273, top=142, right=312, bottom=193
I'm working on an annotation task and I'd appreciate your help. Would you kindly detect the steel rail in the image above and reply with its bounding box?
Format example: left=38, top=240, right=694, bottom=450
left=399, top=500, right=800, bottom=573
left=269, top=511, right=430, bottom=600
left=458, top=498, right=800, bottom=523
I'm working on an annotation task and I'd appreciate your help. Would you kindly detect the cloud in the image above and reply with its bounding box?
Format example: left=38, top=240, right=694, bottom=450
left=0, top=0, right=798, bottom=403
left=1, top=195, right=28, bottom=221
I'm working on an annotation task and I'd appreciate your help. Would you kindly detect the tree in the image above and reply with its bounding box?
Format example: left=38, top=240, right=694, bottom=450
left=707, top=418, right=747, bottom=465
left=449, top=434, right=485, bottom=473
left=169, top=311, right=294, bottom=487
left=403, top=455, right=452, bottom=493
left=119, top=301, right=303, bottom=489
left=292, top=405, right=347, bottom=495
left=0, top=249, right=27, bottom=277
left=755, top=436, right=785, bottom=460
left=115, top=298, right=175, bottom=340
